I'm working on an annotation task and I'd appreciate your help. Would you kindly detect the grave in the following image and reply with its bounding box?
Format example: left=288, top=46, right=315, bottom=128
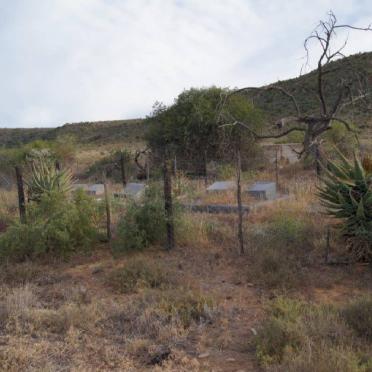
left=87, top=184, right=105, bottom=196
left=124, top=183, right=146, bottom=199
left=247, top=182, right=277, bottom=200
left=206, top=181, right=235, bottom=192
left=72, top=183, right=89, bottom=192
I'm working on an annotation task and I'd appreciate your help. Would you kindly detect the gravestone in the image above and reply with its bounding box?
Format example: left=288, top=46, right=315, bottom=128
left=72, top=183, right=89, bottom=192
left=248, top=182, right=277, bottom=200
left=124, top=182, right=146, bottom=199
left=87, top=184, right=105, bottom=196
left=206, top=181, right=235, bottom=192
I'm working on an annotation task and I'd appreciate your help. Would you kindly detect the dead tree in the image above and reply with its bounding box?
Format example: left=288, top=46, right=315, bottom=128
left=219, top=12, right=372, bottom=166
left=15, top=166, right=26, bottom=224
left=163, top=155, right=175, bottom=251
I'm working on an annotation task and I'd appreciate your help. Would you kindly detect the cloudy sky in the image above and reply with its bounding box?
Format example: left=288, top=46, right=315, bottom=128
left=0, top=0, right=371, bottom=127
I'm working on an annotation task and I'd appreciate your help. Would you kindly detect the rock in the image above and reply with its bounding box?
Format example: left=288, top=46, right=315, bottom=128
left=226, top=358, right=236, bottom=362
left=250, top=327, right=257, bottom=336
left=247, top=282, right=254, bottom=287
left=198, top=352, right=210, bottom=359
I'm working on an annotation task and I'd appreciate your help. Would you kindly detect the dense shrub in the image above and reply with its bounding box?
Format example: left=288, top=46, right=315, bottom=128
left=0, top=190, right=99, bottom=262
left=112, top=187, right=169, bottom=254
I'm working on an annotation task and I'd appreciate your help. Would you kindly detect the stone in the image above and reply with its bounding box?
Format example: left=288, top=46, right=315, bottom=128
left=72, top=183, right=89, bottom=191
left=248, top=182, right=277, bottom=200
left=124, top=182, right=146, bottom=199
left=206, top=181, right=235, bottom=192
left=198, top=352, right=210, bottom=359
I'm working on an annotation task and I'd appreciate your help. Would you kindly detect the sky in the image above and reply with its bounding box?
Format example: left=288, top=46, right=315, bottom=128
left=0, top=0, right=371, bottom=128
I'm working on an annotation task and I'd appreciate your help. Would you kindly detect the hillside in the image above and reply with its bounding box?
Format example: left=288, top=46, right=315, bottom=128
left=0, top=119, right=146, bottom=147
left=0, top=52, right=371, bottom=147
left=252, top=52, right=372, bottom=135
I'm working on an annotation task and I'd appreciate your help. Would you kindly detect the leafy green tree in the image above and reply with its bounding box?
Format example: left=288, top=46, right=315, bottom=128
left=146, top=87, right=263, bottom=173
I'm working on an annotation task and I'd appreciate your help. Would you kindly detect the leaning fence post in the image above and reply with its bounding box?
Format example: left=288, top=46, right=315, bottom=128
left=163, top=156, right=175, bottom=251
left=103, top=178, right=111, bottom=241
left=15, top=166, right=26, bottom=224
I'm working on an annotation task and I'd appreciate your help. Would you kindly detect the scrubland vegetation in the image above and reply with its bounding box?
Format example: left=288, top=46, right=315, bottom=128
left=0, top=14, right=371, bottom=371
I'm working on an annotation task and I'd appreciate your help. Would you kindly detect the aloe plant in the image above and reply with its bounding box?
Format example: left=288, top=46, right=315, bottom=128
left=27, top=154, right=73, bottom=202
left=318, top=151, right=372, bottom=261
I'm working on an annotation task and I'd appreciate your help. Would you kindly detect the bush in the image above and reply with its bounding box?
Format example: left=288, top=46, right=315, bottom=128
left=0, top=190, right=99, bottom=262
left=112, top=187, right=169, bottom=254
left=108, top=257, right=173, bottom=293
left=342, top=296, right=372, bottom=341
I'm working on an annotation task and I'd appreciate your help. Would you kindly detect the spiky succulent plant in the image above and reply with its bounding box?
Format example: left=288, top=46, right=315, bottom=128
left=318, top=151, right=372, bottom=261
left=27, top=154, right=73, bottom=202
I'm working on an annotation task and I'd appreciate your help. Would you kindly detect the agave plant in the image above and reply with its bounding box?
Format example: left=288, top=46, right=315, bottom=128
left=318, top=151, right=372, bottom=261
left=26, top=154, right=73, bottom=202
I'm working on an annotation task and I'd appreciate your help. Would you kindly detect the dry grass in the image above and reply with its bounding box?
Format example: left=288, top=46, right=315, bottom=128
left=1, top=163, right=372, bottom=370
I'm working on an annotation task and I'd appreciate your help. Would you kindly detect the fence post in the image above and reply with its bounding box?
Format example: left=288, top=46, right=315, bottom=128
left=15, top=166, right=26, bottom=224
left=236, top=147, right=244, bottom=255
left=275, top=145, right=279, bottom=189
left=103, top=178, right=111, bottom=241
left=163, top=156, right=175, bottom=250
left=120, top=151, right=127, bottom=189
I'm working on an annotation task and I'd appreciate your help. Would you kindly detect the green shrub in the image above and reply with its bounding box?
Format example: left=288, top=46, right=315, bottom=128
left=108, top=257, right=173, bottom=293
left=342, top=296, right=372, bottom=341
left=0, top=190, right=99, bottom=262
left=112, top=187, right=170, bottom=254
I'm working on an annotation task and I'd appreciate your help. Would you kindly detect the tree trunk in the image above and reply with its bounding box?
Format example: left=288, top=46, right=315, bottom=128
left=236, top=147, right=244, bottom=255
left=163, top=157, right=174, bottom=251
left=15, top=166, right=26, bottom=224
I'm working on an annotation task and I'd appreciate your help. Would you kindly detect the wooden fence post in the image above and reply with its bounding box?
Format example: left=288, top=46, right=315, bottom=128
left=163, top=156, right=174, bottom=251
left=103, top=179, right=111, bottom=241
left=236, top=147, right=244, bottom=255
left=120, top=151, right=127, bottom=189
left=15, top=166, right=26, bottom=224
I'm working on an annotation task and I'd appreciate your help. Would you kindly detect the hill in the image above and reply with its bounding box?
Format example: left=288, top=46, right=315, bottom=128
left=0, top=52, right=371, bottom=147
left=251, top=52, right=372, bottom=138
left=0, top=119, right=146, bottom=147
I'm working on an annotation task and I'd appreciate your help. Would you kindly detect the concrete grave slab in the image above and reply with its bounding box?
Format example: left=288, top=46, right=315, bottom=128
left=124, top=183, right=146, bottom=199
left=248, top=182, right=277, bottom=200
left=206, top=181, right=236, bottom=192
left=87, top=184, right=105, bottom=196
left=72, top=183, right=89, bottom=192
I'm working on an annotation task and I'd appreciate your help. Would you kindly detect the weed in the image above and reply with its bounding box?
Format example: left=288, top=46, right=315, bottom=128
left=108, top=257, right=173, bottom=293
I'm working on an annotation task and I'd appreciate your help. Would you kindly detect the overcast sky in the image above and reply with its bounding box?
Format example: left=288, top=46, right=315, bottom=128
left=0, top=0, right=371, bottom=128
